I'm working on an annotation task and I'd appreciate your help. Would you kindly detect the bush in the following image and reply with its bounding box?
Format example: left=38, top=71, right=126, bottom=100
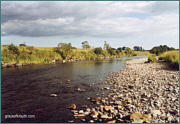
left=60, top=51, right=67, bottom=60
left=133, top=53, right=138, bottom=56
left=8, top=43, right=20, bottom=55
left=107, top=48, right=115, bottom=55
left=148, top=55, right=157, bottom=62
left=159, top=51, right=179, bottom=69
left=94, top=47, right=103, bottom=54
left=44, top=58, right=50, bottom=63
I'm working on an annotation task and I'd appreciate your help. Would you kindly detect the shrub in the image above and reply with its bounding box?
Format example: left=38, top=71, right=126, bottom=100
left=133, top=53, right=138, bottom=56
left=8, top=43, right=20, bottom=55
left=159, top=51, right=179, bottom=69
left=60, top=51, right=67, bottom=60
left=107, top=48, right=115, bottom=55
left=94, top=47, right=103, bottom=54
left=148, top=55, right=157, bottom=62
left=44, top=58, right=50, bottom=63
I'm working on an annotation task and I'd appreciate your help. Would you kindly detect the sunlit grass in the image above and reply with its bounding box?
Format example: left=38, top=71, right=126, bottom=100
left=159, top=50, right=179, bottom=69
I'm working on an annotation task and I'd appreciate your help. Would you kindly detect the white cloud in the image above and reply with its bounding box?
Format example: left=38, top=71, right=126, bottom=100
left=1, top=1, right=179, bottom=49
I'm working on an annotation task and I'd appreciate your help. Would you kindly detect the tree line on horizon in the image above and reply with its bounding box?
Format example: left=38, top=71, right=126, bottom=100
left=1, top=41, right=176, bottom=64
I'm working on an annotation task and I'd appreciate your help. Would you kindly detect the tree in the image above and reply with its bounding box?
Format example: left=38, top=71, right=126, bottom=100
left=104, top=41, right=110, bottom=50
left=54, top=42, right=72, bottom=59
left=116, top=50, right=120, bottom=55
left=133, top=46, right=143, bottom=51
left=150, top=45, right=175, bottom=55
left=82, top=41, right=91, bottom=49
left=19, top=42, right=26, bottom=46
left=125, top=47, right=132, bottom=55
left=94, top=47, right=103, bottom=54
left=122, top=46, right=126, bottom=50
left=117, top=47, right=122, bottom=52
left=58, top=42, right=72, bottom=53
left=107, top=48, right=115, bottom=56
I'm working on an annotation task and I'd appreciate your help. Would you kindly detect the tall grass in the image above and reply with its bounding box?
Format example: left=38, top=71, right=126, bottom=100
left=1, top=45, right=149, bottom=64
left=159, top=50, right=179, bottom=69
left=148, top=54, right=157, bottom=62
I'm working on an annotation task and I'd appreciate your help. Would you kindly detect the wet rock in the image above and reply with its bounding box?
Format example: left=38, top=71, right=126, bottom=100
left=89, top=120, right=94, bottom=123
left=86, top=108, right=91, bottom=112
left=84, top=111, right=90, bottom=115
left=91, top=111, right=99, bottom=118
left=91, top=98, right=98, bottom=102
left=7, top=63, right=12, bottom=67
left=81, top=119, right=85, bottom=122
left=79, top=110, right=84, bottom=114
left=81, top=105, right=88, bottom=108
left=2, top=63, right=8, bottom=68
left=107, top=120, right=116, bottom=123
left=104, top=86, right=110, bottom=90
left=68, top=104, right=76, bottom=109
left=79, top=89, right=86, bottom=92
left=101, top=114, right=108, bottom=119
left=74, top=113, right=85, bottom=117
left=68, top=120, right=74, bottom=123
left=49, top=94, right=57, bottom=97
left=132, top=119, right=143, bottom=123
left=104, top=106, right=112, bottom=111
left=15, top=64, right=22, bottom=67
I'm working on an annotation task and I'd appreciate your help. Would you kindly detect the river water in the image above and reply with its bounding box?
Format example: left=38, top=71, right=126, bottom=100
left=1, top=56, right=147, bottom=123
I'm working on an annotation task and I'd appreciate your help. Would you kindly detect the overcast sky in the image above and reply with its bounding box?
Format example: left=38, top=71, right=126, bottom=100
left=1, top=1, right=179, bottom=50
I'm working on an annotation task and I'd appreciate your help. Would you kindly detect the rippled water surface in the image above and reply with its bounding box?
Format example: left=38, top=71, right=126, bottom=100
left=1, top=56, right=147, bottom=123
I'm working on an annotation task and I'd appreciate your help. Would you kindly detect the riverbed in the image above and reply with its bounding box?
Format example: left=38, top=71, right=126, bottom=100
left=1, top=56, right=147, bottom=123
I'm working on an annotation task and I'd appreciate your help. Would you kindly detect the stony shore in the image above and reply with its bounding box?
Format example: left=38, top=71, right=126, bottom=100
left=68, top=58, right=179, bottom=123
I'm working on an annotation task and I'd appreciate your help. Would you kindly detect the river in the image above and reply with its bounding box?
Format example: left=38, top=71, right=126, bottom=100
left=1, top=56, right=147, bottom=123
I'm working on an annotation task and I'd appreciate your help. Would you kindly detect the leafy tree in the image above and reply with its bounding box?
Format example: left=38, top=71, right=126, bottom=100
left=116, top=50, right=120, bottom=55
left=117, top=47, right=122, bottom=52
left=150, top=45, right=175, bottom=55
left=133, top=46, right=143, bottom=51
left=19, top=42, right=26, bottom=46
left=122, top=46, right=126, bottom=50
left=104, top=41, right=110, bottom=50
left=125, top=47, right=132, bottom=55
left=58, top=42, right=72, bottom=53
left=54, top=42, right=72, bottom=59
left=107, top=48, right=115, bottom=56
left=82, top=41, right=91, bottom=49
left=94, top=47, right=103, bottom=54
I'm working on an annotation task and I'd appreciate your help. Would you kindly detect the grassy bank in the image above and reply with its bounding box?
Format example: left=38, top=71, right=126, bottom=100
left=1, top=44, right=149, bottom=64
left=159, top=50, right=179, bottom=69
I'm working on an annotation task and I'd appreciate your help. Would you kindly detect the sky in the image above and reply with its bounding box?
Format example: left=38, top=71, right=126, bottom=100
left=1, top=1, right=179, bottom=50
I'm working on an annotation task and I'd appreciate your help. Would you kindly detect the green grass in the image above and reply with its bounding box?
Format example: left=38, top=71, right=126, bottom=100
left=148, top=54, right=157, bottom=62
left=159, top=50, right=179, bottom=69
left=1, top=45, right=150, bottom=64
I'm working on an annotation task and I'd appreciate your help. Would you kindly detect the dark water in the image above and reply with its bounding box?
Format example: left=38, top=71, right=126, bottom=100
left=1, top=56, right=147, bottom=123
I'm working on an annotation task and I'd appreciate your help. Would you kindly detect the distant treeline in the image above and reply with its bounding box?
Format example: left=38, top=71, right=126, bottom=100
left=150, top=45, right=175, bottom=55
left=1, top=41, right=148, bottom=64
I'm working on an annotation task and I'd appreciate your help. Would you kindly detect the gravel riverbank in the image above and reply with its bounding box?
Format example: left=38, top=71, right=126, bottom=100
left=68, top=58, right=179, bottom=123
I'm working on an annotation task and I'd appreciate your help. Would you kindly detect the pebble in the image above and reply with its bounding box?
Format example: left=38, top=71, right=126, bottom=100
left=67, top=104, right=76, bottom=109
left=49, top=94, right=57, bottom=97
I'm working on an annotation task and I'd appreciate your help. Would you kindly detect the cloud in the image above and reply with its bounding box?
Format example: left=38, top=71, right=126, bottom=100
left=1, top=1, right=179, bottom=39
